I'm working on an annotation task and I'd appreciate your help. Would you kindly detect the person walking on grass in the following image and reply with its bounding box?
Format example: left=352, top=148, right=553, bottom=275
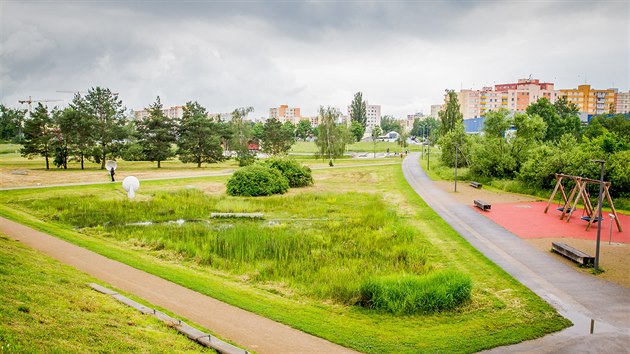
left=110, top=167, right=115, bottom=182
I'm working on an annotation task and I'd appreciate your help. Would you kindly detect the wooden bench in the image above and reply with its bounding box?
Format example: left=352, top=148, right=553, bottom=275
left=470, top=181, right=482, bottom=189
left=474, top=199, right=491, bottom=211
left=551, top=242, right=594, bottom=265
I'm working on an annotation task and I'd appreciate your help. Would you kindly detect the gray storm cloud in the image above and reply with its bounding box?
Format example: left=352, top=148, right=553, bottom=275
left=1, top=0, right=627, bottom=117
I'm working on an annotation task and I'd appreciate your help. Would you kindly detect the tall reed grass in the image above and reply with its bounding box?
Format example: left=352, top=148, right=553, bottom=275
left=17, top=187, right=475, bottom=311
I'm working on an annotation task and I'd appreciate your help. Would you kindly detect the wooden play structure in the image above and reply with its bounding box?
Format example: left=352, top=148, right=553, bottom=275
left=544, top=173, right=623, bottom=232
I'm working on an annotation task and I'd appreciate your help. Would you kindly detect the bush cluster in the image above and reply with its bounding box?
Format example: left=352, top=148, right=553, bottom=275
left=358, top=270, right=472, bottom=315
left=260, top=157, right=314, bottom=187
left=226, top=164, right=289, bottom=196
left=226, top=157, right=313, bottom=196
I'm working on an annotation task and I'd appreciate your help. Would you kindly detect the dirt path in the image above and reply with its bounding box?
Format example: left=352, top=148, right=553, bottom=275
left=0, top=217, right=357, bottom=354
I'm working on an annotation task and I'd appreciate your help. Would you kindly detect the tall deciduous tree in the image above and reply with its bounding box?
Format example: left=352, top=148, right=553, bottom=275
left=262, top=118, right=294, bottom=155
left=228, top=106, right=255, bottom=166
left=177, top=101, right=224, bottom=167
left=0, top=105, right=26, bottom=142
left=21, top=103, right=55, bottom=169
left=350, top=120, right=365, bottom=142
left=438, top=90, right=463, bottom=136
left=315, top=106, right=347, bottom=165
left=295, top=120, right=313, bottom=140
left=380, top=115, right=402, bottom=133
left=526, top=97, right=580, bottom=142
left=80, top=87, right=128, bottom=169
left=136, top=96, right=177, bottom=168
left=350, top=92, right=367, bottom=127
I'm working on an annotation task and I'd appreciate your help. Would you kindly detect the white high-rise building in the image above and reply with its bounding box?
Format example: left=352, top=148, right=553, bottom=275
left=347, top=102, right=381, bottom=134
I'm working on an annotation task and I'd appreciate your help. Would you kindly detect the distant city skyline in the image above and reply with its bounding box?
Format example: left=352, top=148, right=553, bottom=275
left=2, top=1, right=628, bottom=118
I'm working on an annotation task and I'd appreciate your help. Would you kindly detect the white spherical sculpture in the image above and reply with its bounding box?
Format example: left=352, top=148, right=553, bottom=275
left=105, top=160, right=117, bottom=171
left=122, top=176, right=140, bottom=199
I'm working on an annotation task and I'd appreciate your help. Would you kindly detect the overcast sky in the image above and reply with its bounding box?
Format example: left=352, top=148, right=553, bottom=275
left=1, top=0, right=628, bottom=118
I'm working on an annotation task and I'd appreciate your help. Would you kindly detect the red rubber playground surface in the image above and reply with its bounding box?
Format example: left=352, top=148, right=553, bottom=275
left=473, top=201, right=630, bottom=244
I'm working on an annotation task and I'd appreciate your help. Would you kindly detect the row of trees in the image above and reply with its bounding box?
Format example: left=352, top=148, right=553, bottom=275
left=5, top=87, right=311, bottom=169
left=436, top=90, right=630, bottom=197
left=2, top=87, right=364, bottom=169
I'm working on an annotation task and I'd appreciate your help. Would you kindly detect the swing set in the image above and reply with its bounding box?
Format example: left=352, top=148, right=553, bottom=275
left=544, top=173, right=623, bottom=232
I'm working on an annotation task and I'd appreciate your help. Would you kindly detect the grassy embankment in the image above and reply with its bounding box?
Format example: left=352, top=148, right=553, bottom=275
left=0, top=162, right=570, bottom=353
left=0, top=234, right=213, bottom=353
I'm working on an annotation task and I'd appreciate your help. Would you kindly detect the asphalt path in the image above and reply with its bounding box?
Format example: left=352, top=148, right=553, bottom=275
left=402, top=152, right=630, bottom=353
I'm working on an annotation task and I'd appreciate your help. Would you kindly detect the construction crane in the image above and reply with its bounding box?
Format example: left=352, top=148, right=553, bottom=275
left=57, top=90, right=119, bottom=96
left=18, top=96, right=63, bottom=114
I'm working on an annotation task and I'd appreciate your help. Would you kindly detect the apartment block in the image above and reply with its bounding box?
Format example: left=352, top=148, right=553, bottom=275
left=270, top=105, right=302, bottom=124
left=430, top=104, right=444, bottom=118
left=440, top=78, right=559, bottom=119
left=559, top=85, right=617, bottom=115
left=347, top=103, right=381, bottom=133
left=615, top=91, right=630, bottom=114
left=133, top=105, right=184, bottom=120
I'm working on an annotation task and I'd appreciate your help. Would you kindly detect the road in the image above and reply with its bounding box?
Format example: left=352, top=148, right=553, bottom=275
left=402, top=152, right=630, bottom=353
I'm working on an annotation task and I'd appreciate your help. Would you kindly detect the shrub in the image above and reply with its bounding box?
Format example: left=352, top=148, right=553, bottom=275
left=260, top=157, right=313, bottom=188
left=358, top=270, right=472, bottom=315
left=226, top=165, right=289, bottom=196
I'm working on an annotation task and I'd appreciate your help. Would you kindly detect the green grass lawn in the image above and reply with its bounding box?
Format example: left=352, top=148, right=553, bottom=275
left=0, top=234, right=213, bottom=353
left=0, top=163, right=570, bottom=353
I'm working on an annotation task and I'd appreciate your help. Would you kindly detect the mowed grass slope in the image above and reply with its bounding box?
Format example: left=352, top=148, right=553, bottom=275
left=0, top=164, right=570, bottom=353
left=0, top=234, right=212, bottom=353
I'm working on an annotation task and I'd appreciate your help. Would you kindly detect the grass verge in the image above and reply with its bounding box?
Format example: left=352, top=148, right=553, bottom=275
left=0, top=234, right=212, bottom=353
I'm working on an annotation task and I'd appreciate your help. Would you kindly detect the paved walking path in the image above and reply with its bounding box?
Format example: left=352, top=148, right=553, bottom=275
left=0, top=217, right=357, bottom=354
left=402, top=153, right=630, bottom=353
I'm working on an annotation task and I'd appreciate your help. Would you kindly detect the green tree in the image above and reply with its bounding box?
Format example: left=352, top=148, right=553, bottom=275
left=380, top=115, right=402, bottom=133
left=350, top=92, right=367, bottom=127
left=371, top=125, right=382, bottom=158
left=526, top=97, right=580, bottom=142
left=21, top=103, right=55, bottom=169
left=50, top=108, right=70, bottom=169
left=136, top=96, right=177, bottom=168
left=584, top=114, right=630, bottom=146
left=315, top=106, right=347, bottom=165
left=438, top=121, right=469, bottom=167
left=295, top=120, right=313, bottom=140
left=80, top=87, right=128, bottom=169
left=411, top=116, right=439, bottom=141
left=252, top=122, right=265, bottom=140
left=438, top=90, right=463, bottom=136
left=350, top=120, right=365, bottom=142
left=60, top=96, right=96, bottom=169
left=282, top=121, right=296, bottom=140
left=0, top=105, right=26, bottom=142
left=470, top=109, right=546, bottom=178
left=177, top=101, right=224, bottom=167
left=227, top=107, right=255, bottom=166
left=262, top=118, right=294, bottom=155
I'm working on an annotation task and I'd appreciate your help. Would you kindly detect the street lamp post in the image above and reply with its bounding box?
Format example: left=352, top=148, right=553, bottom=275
left=593, top=159, right=605, bottom=272
left=454, top=143, right=458, bottom=192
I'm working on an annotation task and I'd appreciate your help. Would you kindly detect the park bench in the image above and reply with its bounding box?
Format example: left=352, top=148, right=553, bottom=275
left=551, top=242, right=594, bottom=265
left=470, top=181, right=482, bottom=189
left=474, top=199, right=491, bottom=211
